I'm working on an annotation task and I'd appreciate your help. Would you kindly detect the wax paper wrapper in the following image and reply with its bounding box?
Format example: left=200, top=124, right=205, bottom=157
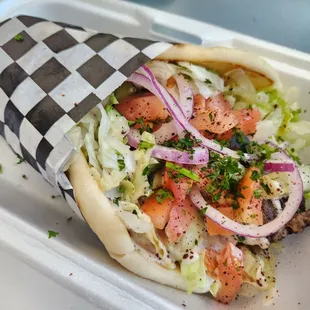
left=0, top=15, right=172, bottom=215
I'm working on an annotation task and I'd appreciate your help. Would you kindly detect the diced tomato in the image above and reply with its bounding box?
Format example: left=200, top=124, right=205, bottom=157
left=166, top=76, right=176, bottom=88
left=233, top=108, right=261, bottom=135
left=190, top=109, right=238, bottom=134
left=205, top=94, right=231, bottom=112
left=191, top=94, right=238, bottom=134
left=191, top=166, right=234, bottom=207
left=206, top=207, right=234, bottom=236
left=115, top=92, right=169, bottom=121
left=205, top=242, right=244, bottom=304
left=164, top=169, right=193, bottom=203
left=234, top=167, right=263, bottom=225
left=165, top=196, right=198, bottom=243
left=204, top=248, right=219, bottom=278
left=217, top=243, right=244, bottom=304
left=141, top=193, right=174, bottom=229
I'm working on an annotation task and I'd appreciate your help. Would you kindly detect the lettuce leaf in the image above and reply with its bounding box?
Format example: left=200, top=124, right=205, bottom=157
left=146, top=60, right=224, bottom=99
left=116, top=201, right=175, bottom=268
left=180, top=252, right=210, bottom=293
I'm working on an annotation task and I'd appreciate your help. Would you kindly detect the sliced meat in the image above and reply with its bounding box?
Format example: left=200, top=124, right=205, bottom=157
left=262, top=197, right=309, bottom=242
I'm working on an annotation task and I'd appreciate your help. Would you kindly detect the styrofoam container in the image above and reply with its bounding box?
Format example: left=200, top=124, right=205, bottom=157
left=0, top=0, right=310, bottom=309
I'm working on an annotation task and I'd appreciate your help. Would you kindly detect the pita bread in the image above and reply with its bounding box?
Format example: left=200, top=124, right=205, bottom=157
left=68, top=151, right=208, bottom=293
left=156, top=45, right=282, bottom=91
left=68, top=46, right=283, bottom=293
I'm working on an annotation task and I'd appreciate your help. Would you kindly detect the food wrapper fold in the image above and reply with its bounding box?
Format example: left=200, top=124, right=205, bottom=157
left=0, top=15, right=172, bottom=211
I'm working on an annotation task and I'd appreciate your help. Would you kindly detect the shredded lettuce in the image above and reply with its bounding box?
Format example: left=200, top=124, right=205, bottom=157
left=241, top=246, right=276, bottom=304
left=225, top=69, right=256, bottom=104
left=116, top=201, right=153, bottom=233
left=166, top=217, right=206, bottom=262
left=282, top=120, right=310, bottom=151
left=146, top=60, right=224, bottom=99
left=254, top=108, right=284, bottom=142
left=116, top=201, right=175, bottom=268
left=130, top=149, right=154, bottom=202
left=180, top=252, right=210, bottom=293
left=210, top=280, right=221, bottom=298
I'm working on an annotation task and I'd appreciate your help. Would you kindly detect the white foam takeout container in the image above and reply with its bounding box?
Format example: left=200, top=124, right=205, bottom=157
left=0, top=0, right=310, bottom=309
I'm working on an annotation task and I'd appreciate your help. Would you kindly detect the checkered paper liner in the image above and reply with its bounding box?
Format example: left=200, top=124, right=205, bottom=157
left=0, top=15, right=172, bottom=212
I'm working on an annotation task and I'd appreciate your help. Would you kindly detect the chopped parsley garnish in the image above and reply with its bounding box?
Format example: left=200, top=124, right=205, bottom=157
left=304, top=192, right=310, bottom=199
left=204, top=152, right=244, bottom=205
left=162, top=131, right=196, bottom=154
left=134, top=117, right=153, bottom=134
left=155, top=188, right=173, bottom=204
left=22, top=174, right=28, bottom=180
left=142, top=163, right=162, bottom=176
left=194, top=239, right=198, bottom=246
left=201, top=207, right=208, bottom=216
left=17, top=155, right=25, bottom=164
left=113, top=198, right=120, bottom=206
left=253, top=189, right=262, bottom=199
left=260, top=182, right=271, bottom=195
left=14, top=34, right=24, bottom=41
left=128, top=120, right=136, bottom=126
left=118, top=159, right=125, bottom=171
left=208, top=112, right=213, bottom=121
left=167, top=170, right=184, bottom=183
left=250, top=170, right=261, bottom=181
left=232, top=201, right=240, bottom=210
left=212, top=192, right=222, bottom=202
left=118, top=185, right=125, bottom=193
left=186, top=96, right=192, bottom=100
left=138, top=140, right=155, bottom=150
left=291, top=108, right=302, bottom=122
left=181, top=209, right=187, bottom=215
left=287, top=148, right=301, bottom=165
left=48, top=230, right=59, bottom=239
left=205, top=79, right=212, bottom=84
left=51, top=195, right=61, bottom=199
left=206, top=184, right=216, bottom=194
left=166, top=162, right=199, bottom=181
left=236, top=235, right=245, bottom=243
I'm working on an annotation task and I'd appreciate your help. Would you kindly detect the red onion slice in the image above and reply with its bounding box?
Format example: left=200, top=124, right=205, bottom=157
left=153, top=121, right=178, bottom=144
left=189, top=150, right=303, bottom=238
left=152, top=74, right=193, bottom=144
left=263, top=162, right=295, bottom=173
left=131, top=66, right=239, bottom=158
left=128, top=129, right=209, bottom=164
left=174, top=74, right=193, bottom=120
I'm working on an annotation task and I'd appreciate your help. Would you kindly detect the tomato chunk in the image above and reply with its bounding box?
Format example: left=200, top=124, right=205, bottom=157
left=141, top=193, right=174, bottom=229
left=235, top=167, right=263, bottom=225
left=115, top=92, right=169, bottom=121
left=233, top=108, right=261, bottom=135
left=165, top=196, right=198, bottom=243
left=206, top=207, right=234, bottom=236
left=164, top=169, right=193, bottom=203
left=205, top=242, right=244, bottom=304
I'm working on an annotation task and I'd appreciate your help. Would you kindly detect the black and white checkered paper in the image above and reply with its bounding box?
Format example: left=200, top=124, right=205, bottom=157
left=0, top=15, right=172, bottom=212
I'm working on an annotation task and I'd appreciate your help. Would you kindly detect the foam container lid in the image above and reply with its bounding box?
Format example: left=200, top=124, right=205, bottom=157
left=0, top=0, right=310, bottom=309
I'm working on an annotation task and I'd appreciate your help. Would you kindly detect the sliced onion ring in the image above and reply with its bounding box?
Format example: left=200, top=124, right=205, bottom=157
left=189, top=150, right=303, bottom=238
left=130, top=66, right=240, bottom=158
left=173, top=74, right=193, bottom=119
left=263, top=162, right=295, bottom=173
left=128, top=129, right=209, bottom=164
left=153, top=120, right=178, bottom=144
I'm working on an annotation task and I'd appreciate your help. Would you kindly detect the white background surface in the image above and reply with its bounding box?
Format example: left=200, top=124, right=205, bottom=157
left=0, top=251, right=100, bottom=310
